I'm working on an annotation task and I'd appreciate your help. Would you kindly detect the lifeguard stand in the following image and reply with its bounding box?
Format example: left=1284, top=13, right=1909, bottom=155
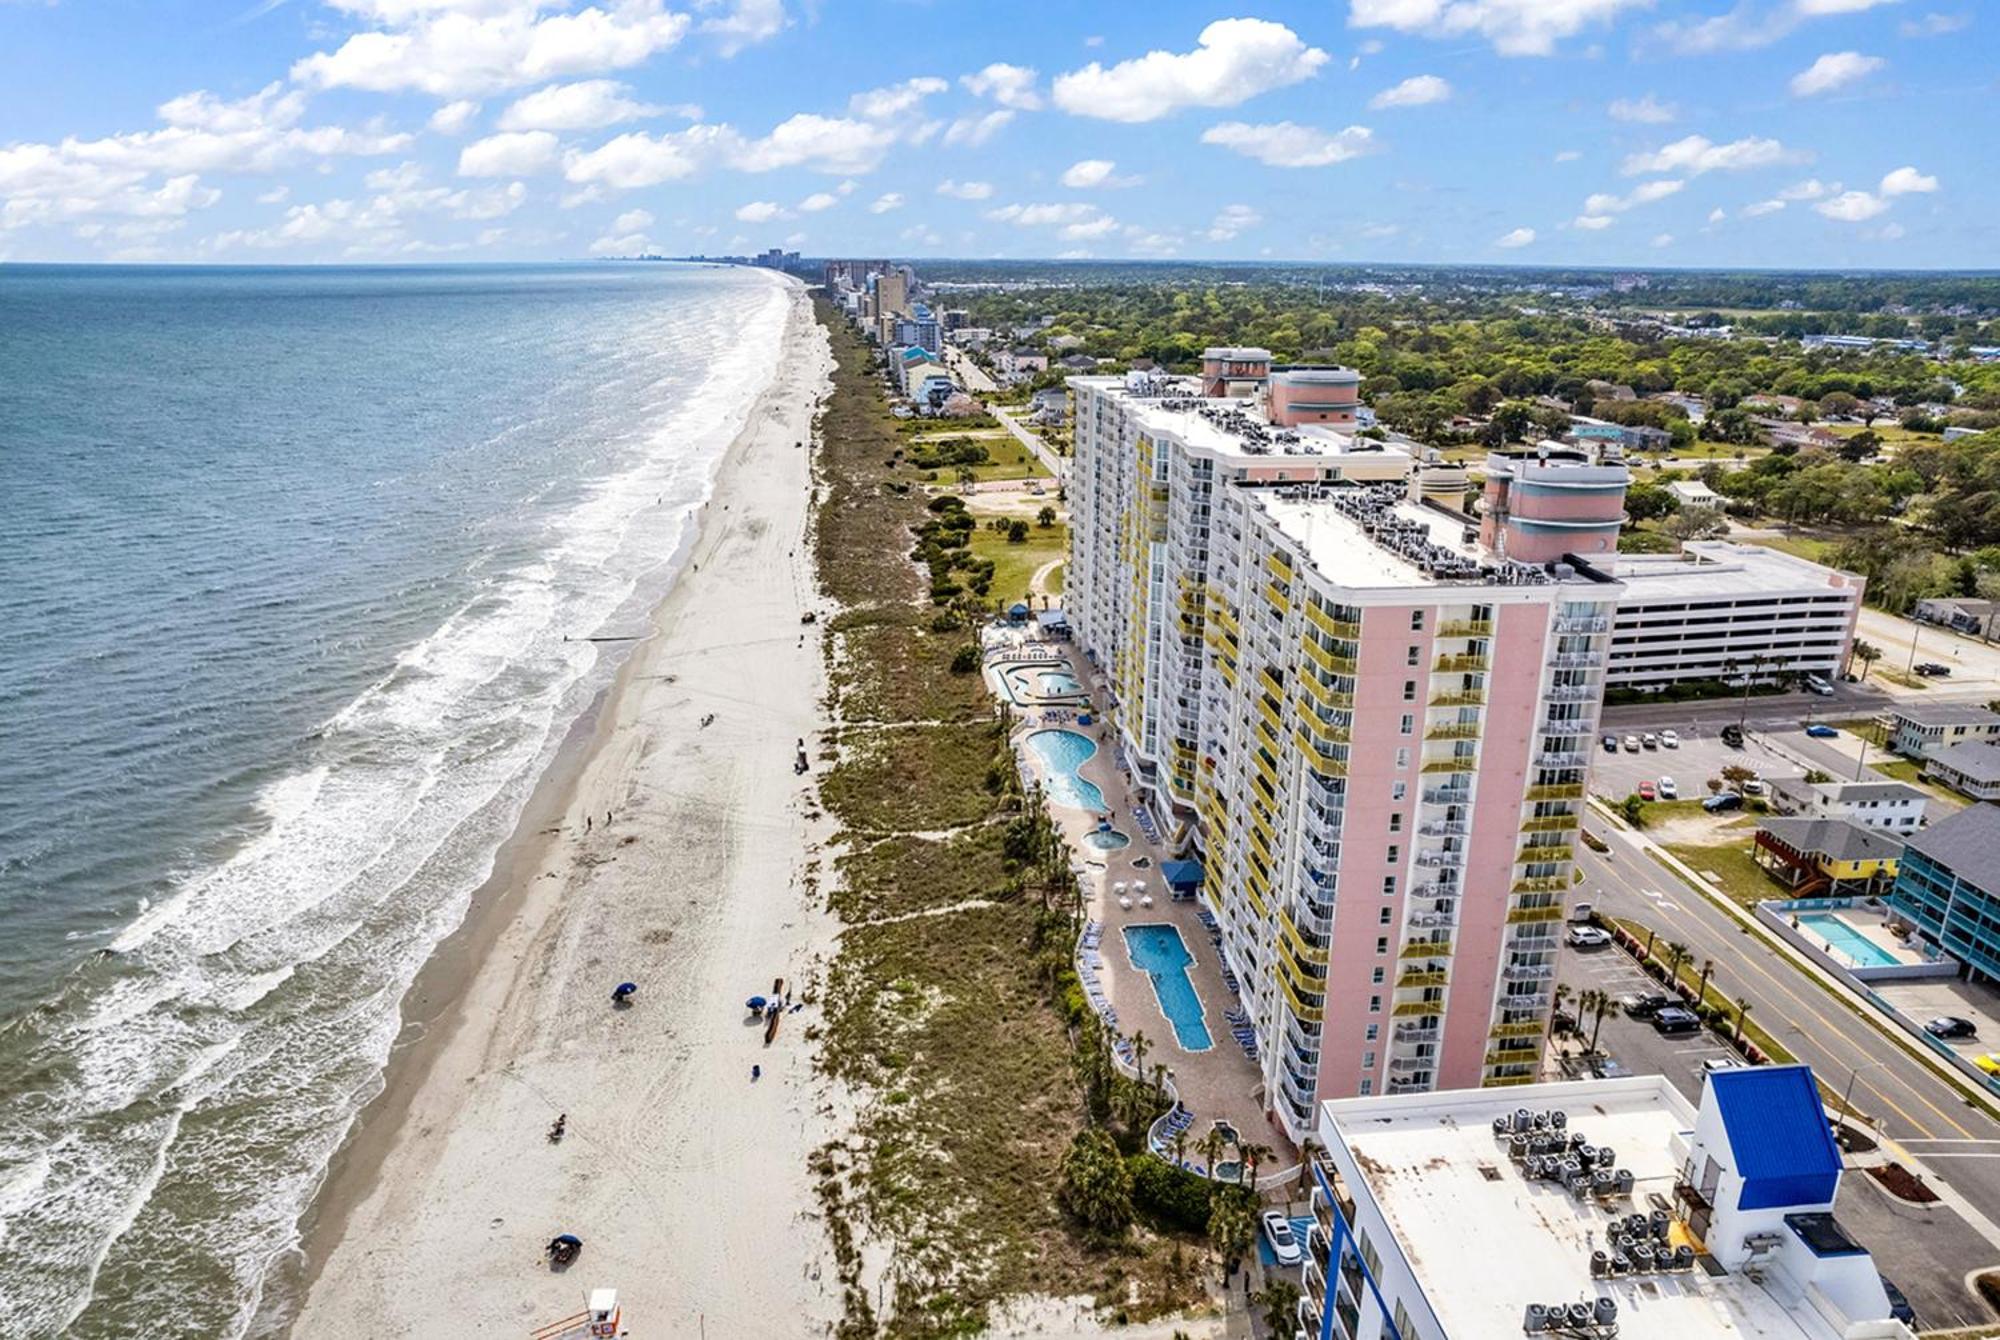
left=530, top=1288, right=622, bottom=1340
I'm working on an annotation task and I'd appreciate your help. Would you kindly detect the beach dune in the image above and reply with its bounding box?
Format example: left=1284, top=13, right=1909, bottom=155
left=286, top=285, right=840, bottom=1338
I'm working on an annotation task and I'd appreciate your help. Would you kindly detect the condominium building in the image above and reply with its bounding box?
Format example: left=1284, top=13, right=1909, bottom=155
left=1301, top=1069, right=1911, bottom=1340
left=1606, top=542, right=1865, bottom=689
left=1889, top=803, right=2000, bottom=981
left=1068, top=372, right=1627, bottom=1137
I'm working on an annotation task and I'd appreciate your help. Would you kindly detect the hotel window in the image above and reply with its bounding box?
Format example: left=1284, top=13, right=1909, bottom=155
left=1386, top=844, right=1400, bottom=864
left=1376, top=936, right=1390, bottom=954
left=1365, top=1023, right=1379, bottom=1041
left=1363, top=1050, right=1377, bottom=1068
left=1379, top=907, right=1393, bottom=925
left=1369, top=995, right=1382, bottom=1014
left=1395, top=747, right=1410, bottom=770
left=1392, top=781, right=1407, bottom=801
left=1388, top=812, right=1403, bottom=833
left=1406, top=645, right=1421, bottom=666
left=1382, top=876, right=1396, bottom=896
left=1411, top=610, right=1425, bottom=630
left=1371, top=968, right=1385, bottom=985
left=1400, top=713, right=1415, bottom=736
left=1360, top=1078, right=1374, bottom=1095
left=1403, top=679, right=1417, bottom=701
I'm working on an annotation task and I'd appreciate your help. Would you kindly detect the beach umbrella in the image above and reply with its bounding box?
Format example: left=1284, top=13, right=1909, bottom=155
left=552, top=1234, right=582, bottom=1248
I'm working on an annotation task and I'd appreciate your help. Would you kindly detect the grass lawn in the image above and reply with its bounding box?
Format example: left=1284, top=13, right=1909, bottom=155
left=965, top=434, right=1052, bottom=483
left=968, top=520, right=1068, bottom=606
left=1046, top=562, right=1065, bottom=596
left=1662, top=838, right=1774, bottom=911
left=1875, top=666, right=1930, bottom=691
left=1746, top=532, right=1839, bottom=564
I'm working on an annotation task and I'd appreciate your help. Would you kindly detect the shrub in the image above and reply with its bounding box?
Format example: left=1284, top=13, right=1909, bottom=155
left=1129, top=1155, right=1214, bottom=1234
left=950, top=644, right=981, bottom=674
left=1058, top=1129, right=1134, bottom=1237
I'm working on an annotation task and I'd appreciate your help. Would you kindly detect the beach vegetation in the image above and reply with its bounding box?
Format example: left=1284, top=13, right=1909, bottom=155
left=1058, top=1129, right=1135, bottom=1238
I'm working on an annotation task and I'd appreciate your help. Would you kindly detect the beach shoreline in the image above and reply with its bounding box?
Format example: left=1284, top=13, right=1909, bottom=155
left=278, top=278, right=842, bottom=1338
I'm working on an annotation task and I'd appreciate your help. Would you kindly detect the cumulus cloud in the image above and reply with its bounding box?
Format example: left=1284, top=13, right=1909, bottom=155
left=797, top=191, right=838, bottom=212
left=1657, top=0, right=1901, bottom=54
left=1349, top=0, right=1647, bottom=56
left=498, top=79, right=662, bottom=130
left=1200, top=120, right=1377, bottom=168
left=1789, top=51, right=1884, bottom=97
left=1779, top=178, right=1833, bottom=201
left=1901, top=12, right=1969, bottom=37
left=1204, top=203, right=1261, bottom=240
left=293, top=1, right=694, bottom=98
left=1816, top=189, right=1890, bottom=221
left=589, top=229, right=651, bottom=255
left=847, top=76, right=948, bottom=121
left=867, top=192, right=904, bottom=214
left=458, top=129, right=560, bottom=176
left=737, top=200, right=789, bottom=222
left=429, top=100, right=482, bottom=134
left=1880, top=165, right=1938, bottom=195
left=1369, top=74, right=1451, bottom=109
left=559, top=124, right=735, bottom=188
left=1573, top=214, right=1614, bottom=229
left=936, top=179, right=995, bottom=200
left=700, top=0, right=787, bottom=56
left=1621, top=134, right=1797, bottom=176
left=1050, top=19, right=1327, bottom=123
left=942, top=109, right=1015, bottom=147
left=611, top=207, right=653, bottom=232
left=734, top=114, right=901, bottom=174
left=1608, top=94, right=1676, bottom=123
left=1494, top=226, right=1536, bottom=247
left=1743, top=199, right=1787, bottom=216
left=1061, top=158, right=1140, bottom=189
left=960, top=63, right=1042, bottom=110
left=1652, top=232, right=1674, bottom=247
left=1583, top=179, right=1684, bottom=213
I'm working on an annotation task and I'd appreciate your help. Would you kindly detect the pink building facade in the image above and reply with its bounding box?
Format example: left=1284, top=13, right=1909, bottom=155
left=1480, top=449, right=1629, bottom=565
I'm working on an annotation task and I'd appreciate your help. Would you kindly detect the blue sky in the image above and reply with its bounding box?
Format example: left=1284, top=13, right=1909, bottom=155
left=0, top=1, right=1990, bottom=267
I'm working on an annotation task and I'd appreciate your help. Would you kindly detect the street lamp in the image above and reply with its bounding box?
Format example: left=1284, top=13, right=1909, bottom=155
left=1853, top=731, right=1871, bottom=782
left=1836, top=1059, right=1888, bottom=1145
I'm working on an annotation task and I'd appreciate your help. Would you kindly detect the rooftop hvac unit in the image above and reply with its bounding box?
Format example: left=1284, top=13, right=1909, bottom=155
left=1594, top=1296, right=1618, bottom=1327
left=1523, top=1303, right=1550, bottom=1333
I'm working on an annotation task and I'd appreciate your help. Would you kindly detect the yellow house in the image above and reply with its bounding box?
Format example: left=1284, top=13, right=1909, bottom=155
left=1753, top=818, right=1903, bottom=898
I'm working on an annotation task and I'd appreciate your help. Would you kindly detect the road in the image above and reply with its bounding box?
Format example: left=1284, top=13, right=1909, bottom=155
left=990, top=404, right=1067, bottom=483
left=1576, top=818, right=2000, bottom=1229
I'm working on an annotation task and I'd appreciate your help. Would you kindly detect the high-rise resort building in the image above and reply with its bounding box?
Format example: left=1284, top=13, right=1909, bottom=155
left=1068, top=358, right=1629, bottom=1138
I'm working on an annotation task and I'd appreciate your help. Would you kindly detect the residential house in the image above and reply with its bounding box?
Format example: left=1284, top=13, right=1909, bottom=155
left=1915, top=596, right=2000, bottom=638
left=1923, top=741, right=2000, bottom=802
left=1887, top=704, right=2000, bottom=760
left=1751, top=817, right=1903, bottom=897
left=1667, top=479, right=1722, bottom=509
left=1768, top=778, right=1927, bottom=833
left=1889, top=803, right=2000, bottom=981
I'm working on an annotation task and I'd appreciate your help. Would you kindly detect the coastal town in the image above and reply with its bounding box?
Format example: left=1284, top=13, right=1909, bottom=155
left=811, top=257, right=2000, bottom=1339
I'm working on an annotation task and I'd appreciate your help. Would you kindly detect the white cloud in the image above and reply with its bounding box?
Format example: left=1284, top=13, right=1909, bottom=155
left=1349, top=0, right=1647, bottom=56
left=1205, top=203, right=1262, bottom=240
left=499, top=80, right=661, bottom=131
left=458, top=129, right=559, bottom=176
left=1583, top=178, right=1684, bottom=213
left=1815, top=189, right=1889, bottom=221
left=560, top=124, right=733, bottom=188
left=1880, top=165, right=1938, bottom=195
left=867, top=192, right=904, bottom=214
left=590, top=229, right=651, bottom=255
left=1706, top=207, right=1726, bottom=223
left=429, top=100, right=481, bottom=135
left=1607, top=94, right=1676, bottom=123
left=1901, top=12, right=1969, bottom=37
left=1779, top=178, right=1833, bottom=200
left=1554, top=149, right=1582, bottom=163
left=1063, top=214, right=1121, bottom=241
left=1743, top=199, right=1786, bottom=216
left=293, top=1, right=694, bottom=98
left=960, top=63, right=1043, bottom=110
left=700, top=0, right=787, bottom=56
left=847, top=76, right=948, bottom=121
left=901, top=224, right=943, bottom=247
left=1657, top=0, right=1901, bottom=53
left=1652, top=232, right=1674, bottom=247
left=1789, top=50, right=1884, bottom=97
left=1358, top=222, right=1401, bottom=239
left=1061, top=158, right=1140, bottom=189
left=797, top=191, right=838, bottom=212
left=941, top=110, right=1015, bottom=147
left=1200, top=120, right=1377, bottom=168
left=1622, top=134, right=1797, bottom=176
left=987, top=202, right=1116, bottom=240
left=736, top=114, right=901, bottom=173
left=936, top=179, right=995, bottom=200
left=734, top=200, right=786, bottom=222
left=1795, top=0, right=1899, bottom=12
left=611, top=207, right=653, bottom=232
left=1369, top=74, right=1451, bottom=109
left=1494, top=226, right=1536, bottom=248
left=1573, top=214, right=1614, bottom=230
left=1050, top=18, right=1327, bottom=123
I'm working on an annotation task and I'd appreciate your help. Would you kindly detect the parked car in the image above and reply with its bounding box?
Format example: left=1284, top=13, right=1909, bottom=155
left=1925, top=1016, right=1977, bottom=1040
left=1976, top=1054, right=2000, bottom=1077
left=1880, top=1276, right=1916, bottom=1326
left=1657, top=776, right=1679, bottom=799
left=1660, top=729, right=1680, bottom=749
left=1602, top=734, right=1619, bottom=752
left=1261, top=1211, right=1302, bottom=1266
left=1642, top=732, right=1659, bottom=750
left=1637, top=781, right=1657, bottom=801
left=1567, top=925, right=1613, bottom=948
left=1720, top=723, right=1745, bottom=748
left=1742, top=778, right=1766, bottom=796
left=1620, top=993, right=1672, bottom=1018
left=1805, top=724, right=1840, bottom=739
left=1915, top=662, right=1951, bottom=678
left=1568, top=901, right=1595, bottom=924
left=1651, top=1007, right=1701, bottom=1035
left=1623, top=734, right=1640, bottom=752
left=1703, top=792, right=1743, bottom=813
left=1804, top=674, right=1834, bottom=696
left=1702, top=1057, right=1746, bottom=1075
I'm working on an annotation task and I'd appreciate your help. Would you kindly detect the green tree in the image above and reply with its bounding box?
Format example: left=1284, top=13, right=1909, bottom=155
left=1058, top=1128, right=1134, bottom=1237
left=1006, top=519, right=1030, bottom=543
left=1206, top=1184, right=1258, bottom=1282
left=1624, top=482, right=1681, bottom=523
left=1036, top=505, right=1057, bottom=527
left=1257, top=1278, right=1304, bottom=1336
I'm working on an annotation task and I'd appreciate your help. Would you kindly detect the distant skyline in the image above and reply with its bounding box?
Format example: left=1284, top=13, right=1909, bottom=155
left=0, top=1, right=1989, bottom=268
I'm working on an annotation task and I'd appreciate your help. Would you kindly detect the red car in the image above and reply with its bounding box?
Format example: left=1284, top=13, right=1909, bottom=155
left=1637, top=781, right=1657, bottom=801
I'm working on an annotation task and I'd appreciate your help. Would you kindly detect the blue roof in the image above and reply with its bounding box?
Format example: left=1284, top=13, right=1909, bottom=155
left=1709, top=1065, right=1841, bottom=1210
left=1162, top=859, right=1205, bottom=888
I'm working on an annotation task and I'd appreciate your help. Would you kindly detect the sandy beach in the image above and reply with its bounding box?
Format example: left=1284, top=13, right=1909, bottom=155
left=285, top=281, right=841, bottom=1339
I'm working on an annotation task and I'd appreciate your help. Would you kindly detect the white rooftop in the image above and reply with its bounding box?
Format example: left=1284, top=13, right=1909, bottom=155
left=1611, top=541, right=1856, bottom=602
left=1260, top=491, right=1482, bottom=589
left=1073, top=375, right=1410, bottom=468
left=1320, top=1078, right=1862, bottom=1340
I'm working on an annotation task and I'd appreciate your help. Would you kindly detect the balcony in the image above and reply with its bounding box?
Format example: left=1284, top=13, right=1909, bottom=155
left=1520, top=814, right=1578, bottom=833
left=1305, top=605, right=1360, bottom=641
left=1548, top=652, right=1598, bottom=669
left=1502, top=962, right=1555, bottom=982
left=1513, top=875, right=1567, bottom=894
left=1435, top=654, right=1490, bottom=673
left=1403, top=938, right=1454, bottom=958
left=1438, top=619, right=1494, bottom=638
left=1507, top=903, right=1565, bottom=925
left=1425, top=722, right=1480, bottom=741
left=1418, top=819, right=1468, bottom=838
left=1397, top=967, right=1447, bottom=988
left=1525, top=783, right=1584, bottom=801
left=1421, top=786, right=1472, bottom=807
left=1554, top=615, right=1609, bottom=634
left=1545, top=683, right=1596, bottom=702
left=1302, top=639, right=1358, bottom=677
left=1393, top=1021, right=1441, bottom=1043
left=1421, top=756, right=1476, bottom=775
left=1264, top=580, right=1292, bottom=614
left=1430, top=689, right=1486, bottom=707
left=1537, top=750, right=1589, bottom=769
left=1415, top=849, right=1465, bottom=869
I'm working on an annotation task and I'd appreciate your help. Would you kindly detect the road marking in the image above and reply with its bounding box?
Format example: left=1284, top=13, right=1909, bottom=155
left=1900, top=1138, right=2000, bottom=1146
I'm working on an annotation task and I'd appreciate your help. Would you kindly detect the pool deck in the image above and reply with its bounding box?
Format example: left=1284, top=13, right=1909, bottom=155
left=990, top=625, right=1298, bottom=1171
left=1792, top=903, right=1927, bottom=968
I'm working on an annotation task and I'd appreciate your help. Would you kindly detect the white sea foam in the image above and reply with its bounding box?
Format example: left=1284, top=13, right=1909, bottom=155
left=0, top=268, right=794, bottom=1338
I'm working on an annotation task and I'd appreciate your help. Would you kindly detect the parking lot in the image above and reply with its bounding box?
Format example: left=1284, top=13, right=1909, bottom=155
left=1875, top=977, right=2000, bottom=1067
left=1557, top=936, right=1741, bottom=1102
left=1588, top=723, right=1805, bottom=807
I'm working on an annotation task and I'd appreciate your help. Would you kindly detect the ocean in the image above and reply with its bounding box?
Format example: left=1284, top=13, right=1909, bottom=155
left=0, top=262, right=792, bottom=1337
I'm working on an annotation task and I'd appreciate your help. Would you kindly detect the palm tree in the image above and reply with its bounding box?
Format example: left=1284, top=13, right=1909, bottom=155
left=1128, top=1030, right=1151, bottom=1084
left=1850, top=639, right=1882, bottom=682
left=1207, top=1191, right=1257, bottom=1283
left=1199, top=1127, right=1229, bottom=1181
left=1696, top=958, right=1716, bottom=1010
left=1239, top=1140, right=1275, bottom=1190
left=1734, top=996, right=1754, bottom=1046
left=1150, top=1061, right=1168, bottom=1106
left=1642, top=927, right=1657, bottom=963
left=1576, top=989, right=1619, bottom=1055
left=1664, top=940, right=1692, bottom=993
left=1549, top=982, right=1574, bottom=1040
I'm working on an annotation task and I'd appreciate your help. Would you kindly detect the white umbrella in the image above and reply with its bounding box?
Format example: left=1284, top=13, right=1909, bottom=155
left=1139, top=893, right=1154, bottom=909
left=1118, top=895, right=1133, bottom=911
left=1112, top=881, right=1127, bottom=894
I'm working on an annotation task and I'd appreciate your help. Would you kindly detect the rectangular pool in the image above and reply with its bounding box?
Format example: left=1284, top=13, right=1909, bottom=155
left=1796, top=912, right=1900, bottom=969
left=1123, top=922, right=1213, bottom=1051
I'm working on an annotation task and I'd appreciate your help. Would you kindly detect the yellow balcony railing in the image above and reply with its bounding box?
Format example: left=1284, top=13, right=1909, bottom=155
left=1525, top=783, right=1585, bottom=802
left=1264, top=580, right=1291, bottom=613
left=1278, top=964, right=1325, bottom=1024
left=1305, top=604, right=1360, bottom=641
left=1430, top=689, right=1485, bottom=707
left=1520, top=814, right=1580, bottom=833
left=1403, top=939, right=1454, bottom=959
left=1393, top=1000, right=1444, bottom=1019
left=1397, top=968, right=1448, bottom=989
left=1490, top=1020, right=1546, bottom=1039
left=1302, top=638, right=1358, bottom=677
left=1256, top=693, right=1284, bottom=736
left=1506, top=904, right=1564, bottom=924
left=1267, top=550, right=1294, bottom=579
left=1513, top=876, right=1567, bottom=894
left=1438, top=620, right=1494, bottom=639
left=1422, top=757, right=1476, bottom=775
left=1297, top=673, right=1355, bottom=713
left=1435, top=654, right=1490, bottom=674
left=1425, top=722, right=1480, bottom=740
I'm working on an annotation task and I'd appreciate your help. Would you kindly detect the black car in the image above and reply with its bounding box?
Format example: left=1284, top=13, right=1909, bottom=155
left=1915, top=662, right=1952, bottom=678
left=1880, top=1275, right=1916, bottom=1326
left=1620, top=993, right=1673, bottom=1019
left=1651, top=1007, right=1701, bottom=1035
left=1925, top=1016, right=1977, bottom=1040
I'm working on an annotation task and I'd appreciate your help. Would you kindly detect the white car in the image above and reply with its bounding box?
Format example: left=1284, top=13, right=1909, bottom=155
left=1657, top=776, right=1679, bottom=799
left=1660, top=730, right=1680, bottom=749
left=1567, top=925, right=1613, bottom=948
left=1642, top=732, right=1658, bottom=750
left=1262, top=1210, right=1302, bottom=1266
left=1623, top=734, right=1640, bottom=752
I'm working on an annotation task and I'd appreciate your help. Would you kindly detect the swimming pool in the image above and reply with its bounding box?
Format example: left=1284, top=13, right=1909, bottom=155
left=998, top=662, right=1089, bottom=705
left=1037, top=669, right=1084, bottom=695
left=1797, top=912, right=1900, bottom=969
left=1083, top=828, right=1131, bottom=851
left=1025, top=729, right=1107, bottom=811
left=1123, top=923, right=1213, bottom=1051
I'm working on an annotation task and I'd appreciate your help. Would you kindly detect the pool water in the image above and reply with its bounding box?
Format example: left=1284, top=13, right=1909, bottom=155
left=1084, top=828, right=1131, bottom=850
left=1123, top=923, right=1213, bottom=1051
left=1797, top=912, right=1900, bottom=968
left=1025, top=729, right=1107, bottom=811
left=1037, top=669, right=1084, bottom=695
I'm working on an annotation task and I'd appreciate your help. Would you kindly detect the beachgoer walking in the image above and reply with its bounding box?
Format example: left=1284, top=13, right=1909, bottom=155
left=585, top=816, right=592, bottom=834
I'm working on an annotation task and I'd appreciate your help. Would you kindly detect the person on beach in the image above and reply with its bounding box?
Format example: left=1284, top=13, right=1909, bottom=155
left=585, top=816, right=592, bottom=834
left=752, top=1064, right=761, bottom=1081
